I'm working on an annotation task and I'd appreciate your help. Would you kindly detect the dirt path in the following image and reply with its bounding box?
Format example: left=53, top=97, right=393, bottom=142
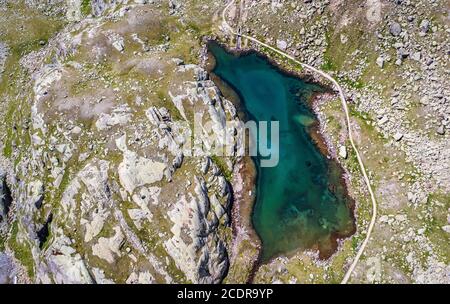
left=221, top=0, right=378, bottom=284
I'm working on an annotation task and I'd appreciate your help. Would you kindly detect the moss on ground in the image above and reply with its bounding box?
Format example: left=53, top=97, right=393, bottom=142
left=0, top=234, right=5, bottom=251
left=0, top=1, right=65, bottom=158
left=80, top=0, right=92, bottom=16
left=224, top=238, right=259, bottom=283
left=8, top=221, right=35, bottom=278
left=210, top=155, right=232, bottom=182
left=423, top=193, right=450, bottom=263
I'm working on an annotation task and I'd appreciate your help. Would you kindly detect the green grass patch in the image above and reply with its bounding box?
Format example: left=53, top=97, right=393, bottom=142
left=423, top=193, right=450, bottom=263
left=0, top=233, right=5, bottom=251
left=210, top=155, right=232, bottom=182
left=321, top=55, right=337, bottom=71
left=81, top=0, right=92, bottom=16
left=155, top=89, right=184, bottom=121
left=340, top=76, right=364, bottom=89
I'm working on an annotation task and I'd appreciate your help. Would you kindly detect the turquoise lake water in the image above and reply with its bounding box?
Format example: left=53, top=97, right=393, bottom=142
left=208, top=42, right=355, bottom=261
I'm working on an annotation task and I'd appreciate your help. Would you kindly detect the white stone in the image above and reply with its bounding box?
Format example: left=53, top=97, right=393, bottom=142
left=276, top=40, right=287, bottom=51
left=441, top=225, right=450, bottom=234
left=376, top=56, right=384, bottom=68
left=393, top=132, right=403, bottom=141
left=412, top=52, right=421, bottom=61
left=112, top=39, right=124, bottom=52
left=92, top=227, right=124, bottom=264
left=378, top=116, right=389, bottom=125
left=379, top=215, right=389, bottom=223
left=46, top=234, right=94, bottom=284
left=96, top=106, right=132, bottom=131
left=116, top=135, right=166, bottom=194
left=338, top=146, right=347, bottom=159
left=82, top=208, right=108, bottom=242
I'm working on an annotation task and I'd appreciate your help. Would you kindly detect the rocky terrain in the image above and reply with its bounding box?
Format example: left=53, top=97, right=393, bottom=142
left=223, top=0, right=449, bottom=283
left=0, top=0, right=449, bottom=284
left=0, top=0, right=241, bottom=283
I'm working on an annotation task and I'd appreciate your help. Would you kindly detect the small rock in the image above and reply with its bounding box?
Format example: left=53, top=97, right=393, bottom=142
left=71, top=126, right=82, bottom=134
left=419, top=19, right=430, bottom=33
left=389, top=22, right=402, bottom=36
left=395, top=214, right=407, bottom=222
left=276, top=40, right=287, bottom=51
left=393, top=132, right=403, bottom=141
left=338, top=146, right=347, bottom=159
left=379, top=215, right=389, bottom=223
left=437, top=125, right=445, bottom=135
left=407, top=192, right=416, bottom=203
left=112, top=40, right=124, bottom=52
left=376, top=56, right=384, bottom=68
left=378, top=116, right=389, bottom=125
left=442, top=225, right=450, bottom=234
left=172, top=58, right=184, bottom=66
left=398, top=48, right=409, bottom=58
left=411, top=52, right=421, bottom=61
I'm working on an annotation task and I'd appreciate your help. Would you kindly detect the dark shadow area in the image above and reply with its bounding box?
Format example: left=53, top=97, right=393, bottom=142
left=0, top=177, right=13, bottom=222
left=37, top=213, right=53, bottom=249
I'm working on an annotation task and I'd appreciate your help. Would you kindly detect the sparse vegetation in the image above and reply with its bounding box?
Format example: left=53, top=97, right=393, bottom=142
left=80, top=0, right=91, bottom=16
left=211, top=155, right=232, bottom=181
left=8, top=221, right=35, bottom=278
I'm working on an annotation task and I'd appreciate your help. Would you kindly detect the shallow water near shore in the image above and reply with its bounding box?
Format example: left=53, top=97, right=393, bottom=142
left=208, top=42, right=355, bottom=261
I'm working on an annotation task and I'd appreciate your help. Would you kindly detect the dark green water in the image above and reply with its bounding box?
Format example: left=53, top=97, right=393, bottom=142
left=208, top=42, right=355, bottom=261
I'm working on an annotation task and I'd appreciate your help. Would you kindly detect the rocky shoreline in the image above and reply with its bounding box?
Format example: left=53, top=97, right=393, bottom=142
left=203, top=42, right=261, bottom=282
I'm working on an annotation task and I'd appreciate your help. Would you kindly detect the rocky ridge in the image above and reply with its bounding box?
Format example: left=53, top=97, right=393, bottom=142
left=0, top=0, right=241, bottom=283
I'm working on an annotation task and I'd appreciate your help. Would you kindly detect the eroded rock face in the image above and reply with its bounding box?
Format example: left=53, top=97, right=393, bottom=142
left=0, top=169, right=12, bottom=229
left=40, top=232, right=94, bottom=284
left=0, top=253, right=15, bottom=284
left=1, top=3, right=239, bottom=284
left=165, top=176, right=230, bottom=284
left=0, top=42, right=8, bottom=80
left=116, top=135, right=166, bottom=194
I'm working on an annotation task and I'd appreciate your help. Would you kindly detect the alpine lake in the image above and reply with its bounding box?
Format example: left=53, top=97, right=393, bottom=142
left=208, top=42, right=355, bottom=261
